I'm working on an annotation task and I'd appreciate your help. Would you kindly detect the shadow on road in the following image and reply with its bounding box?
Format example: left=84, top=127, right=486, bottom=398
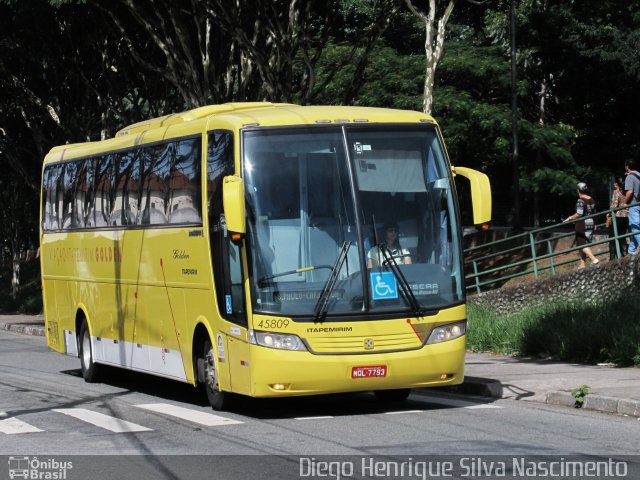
left=59, top=366, right=502, bottom=418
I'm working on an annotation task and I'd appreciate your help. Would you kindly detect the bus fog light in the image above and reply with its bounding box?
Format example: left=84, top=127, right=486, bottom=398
left=269, top=383, right=290, bottom=391
left=249, top=330, right=307, bottom=351
left=426, top=321, right=466, bottom=345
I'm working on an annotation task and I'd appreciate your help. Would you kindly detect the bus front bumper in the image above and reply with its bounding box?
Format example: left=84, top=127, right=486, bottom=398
left=247, top=336, right=466, bottom=398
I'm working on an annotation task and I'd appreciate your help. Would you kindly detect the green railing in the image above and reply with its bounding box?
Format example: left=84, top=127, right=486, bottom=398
left=464, top=203, right=637, bottom=294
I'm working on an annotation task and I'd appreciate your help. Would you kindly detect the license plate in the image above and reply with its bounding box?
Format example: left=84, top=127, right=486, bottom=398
left=351, top=365, right=387, bottom=379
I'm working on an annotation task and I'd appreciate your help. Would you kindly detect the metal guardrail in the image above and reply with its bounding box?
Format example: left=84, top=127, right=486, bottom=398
left=464, top=203, right=637, bottom=293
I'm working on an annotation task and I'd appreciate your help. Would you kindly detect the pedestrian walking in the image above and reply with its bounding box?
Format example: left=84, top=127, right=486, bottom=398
left=624, top=158, right=640, bottom=256
left=563, top=182, right=599, bottom=269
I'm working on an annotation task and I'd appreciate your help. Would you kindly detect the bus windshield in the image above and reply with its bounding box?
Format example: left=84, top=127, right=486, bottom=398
left=243, top=125, right=462, bottom=318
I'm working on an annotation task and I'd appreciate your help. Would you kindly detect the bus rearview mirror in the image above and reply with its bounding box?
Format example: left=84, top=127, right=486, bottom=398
left=223, top=176, right=246, bottom=233
left=453, top=167, right=492, bottom=225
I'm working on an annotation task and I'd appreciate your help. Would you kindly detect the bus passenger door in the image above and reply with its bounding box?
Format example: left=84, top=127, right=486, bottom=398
left=207, top=129, right=250, bottom=395
left=212, top=215, right=250, bottom=395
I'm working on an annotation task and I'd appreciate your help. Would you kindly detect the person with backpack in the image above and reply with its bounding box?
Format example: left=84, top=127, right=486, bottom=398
left=624, top=158, right=640, bottom=257
left=563, top=182, right=600, bottom=269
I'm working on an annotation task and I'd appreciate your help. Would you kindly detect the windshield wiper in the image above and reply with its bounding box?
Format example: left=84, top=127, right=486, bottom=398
left=379, top=244, right=424, bottom=318
left=314, top=240, right=352, bottom=322
left=258, top=265, right=333, bottom=288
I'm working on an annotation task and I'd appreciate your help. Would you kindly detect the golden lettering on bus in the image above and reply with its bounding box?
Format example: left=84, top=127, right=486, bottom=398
left=47, top=245, right=123, bottom=263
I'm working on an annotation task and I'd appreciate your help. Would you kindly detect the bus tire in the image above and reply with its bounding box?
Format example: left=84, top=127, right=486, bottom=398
left=200, top=338, right=234, bottom=411
left=374, top=388, right=411, bottom=403
left=79, top=319, right=102, bottom=383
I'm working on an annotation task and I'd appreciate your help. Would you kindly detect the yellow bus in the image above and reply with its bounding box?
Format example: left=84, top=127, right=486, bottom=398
left=40, top=102, right=491, bottom=410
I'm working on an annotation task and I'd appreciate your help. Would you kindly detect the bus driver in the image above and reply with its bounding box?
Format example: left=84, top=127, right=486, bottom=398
left=367, top=221, right=412, bottom=268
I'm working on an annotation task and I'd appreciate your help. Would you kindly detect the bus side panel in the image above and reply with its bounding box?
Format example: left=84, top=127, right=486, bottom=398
left=156, top=286, right=189, bottom=381
left=212, top=329, right=232, bottom=392
left=182, top=295, right=227, bottom=387
left=129, top=281, right=150, bottom=373
left=42, top=278, right=63, bottom=353
left=137, top=227, right=211, bottom=383
left=53, top=281, right=73, bottom=354
left=228, top=335, right=251, bottom=395
left=41, top=234, right=74, bottom=354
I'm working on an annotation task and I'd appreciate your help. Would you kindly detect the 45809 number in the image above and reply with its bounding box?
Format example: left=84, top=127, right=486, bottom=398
left=256, top=319, right=290, bottom=329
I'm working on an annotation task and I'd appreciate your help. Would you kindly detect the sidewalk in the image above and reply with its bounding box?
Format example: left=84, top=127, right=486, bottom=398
left=458, top=352, right=640, bottom=418
left=1, top=314, right=639, bottom=418
left=0, top=313, right=46, bottom=336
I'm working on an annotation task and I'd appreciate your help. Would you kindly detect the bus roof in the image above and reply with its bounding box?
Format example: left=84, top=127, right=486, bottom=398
left=43, top=103, right=436, bottom=165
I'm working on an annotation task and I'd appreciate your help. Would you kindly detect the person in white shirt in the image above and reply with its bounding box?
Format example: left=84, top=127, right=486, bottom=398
left=367, top=221, right=412, bottom=268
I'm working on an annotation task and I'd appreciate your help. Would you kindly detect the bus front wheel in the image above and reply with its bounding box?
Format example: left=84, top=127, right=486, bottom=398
left=79, top=320, right=102, bottom=383
left=200, top=338, right=235, bottom=411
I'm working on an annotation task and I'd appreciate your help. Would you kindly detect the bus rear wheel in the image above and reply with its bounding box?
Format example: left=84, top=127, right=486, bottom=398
left=199, top=338, right=235, bottom=411
left=374, top=388, right=411, bottom=403
left=78, top=319, right=102, bottom=383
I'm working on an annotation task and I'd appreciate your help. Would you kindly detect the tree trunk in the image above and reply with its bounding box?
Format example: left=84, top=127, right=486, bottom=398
left=11, top=252, right=20, bottom=300
left=406, top=0, right=456, bottom=115
left=533, top=75, right=547, bottom=228
left=510, top=0, right=520, bottom=229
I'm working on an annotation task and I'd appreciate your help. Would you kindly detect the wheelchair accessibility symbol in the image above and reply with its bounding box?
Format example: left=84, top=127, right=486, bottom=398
left=370, top=272, right=398, bottom=300
left=225, top=295, right=233, bottom=314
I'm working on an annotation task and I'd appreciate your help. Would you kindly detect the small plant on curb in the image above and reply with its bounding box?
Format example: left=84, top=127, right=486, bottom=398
left=571, top=384, right=590, bottom=408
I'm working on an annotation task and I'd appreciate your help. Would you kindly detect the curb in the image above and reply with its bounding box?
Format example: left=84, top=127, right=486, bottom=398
left=0, top=323, right=46, bottom=337
left=461, top=378, right=640, bottom=418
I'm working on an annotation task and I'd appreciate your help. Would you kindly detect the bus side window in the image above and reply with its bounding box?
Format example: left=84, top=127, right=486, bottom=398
left=111, top=150, right=139, bottom=226
left=220, top=219, right=246, bottom=325
left=89, top=155, right=113, bottom=228
left=61, top=162, right=77, bottom=229
left=42, top=165, right=61, bottom=231
left=138, top=144, right=170, bottom=225
left=55, top=165, right=65, bottom=231
left=207, top=131, right=233, bottom=218
left=61, top=159, right=91, bottom=230
left=207, top=131, right=245, bottom=324
left=79, top=158, right=95, bottom=228
left=169, top=138, right=201, bottom=224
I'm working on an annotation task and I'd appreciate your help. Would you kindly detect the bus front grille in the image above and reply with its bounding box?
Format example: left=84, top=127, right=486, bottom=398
left=303, top=332, right=424, bottom=354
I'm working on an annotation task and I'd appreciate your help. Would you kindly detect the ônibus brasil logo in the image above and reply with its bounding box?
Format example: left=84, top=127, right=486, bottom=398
left=8, top=456, right=73, bottom=479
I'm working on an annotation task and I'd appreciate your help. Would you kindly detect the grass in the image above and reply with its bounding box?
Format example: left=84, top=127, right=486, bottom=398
left=0, top=258, right=43, bottom=314
left=467, top=295, right=640, bottom=367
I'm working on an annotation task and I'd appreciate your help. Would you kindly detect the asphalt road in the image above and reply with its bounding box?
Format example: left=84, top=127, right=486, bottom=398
left=1, top=330, right=638, bottom=479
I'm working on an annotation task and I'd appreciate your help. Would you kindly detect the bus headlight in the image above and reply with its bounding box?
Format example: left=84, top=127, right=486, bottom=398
left=426, top=321, right=466, bottom=345
left=249, top=330, right=308, bottom=351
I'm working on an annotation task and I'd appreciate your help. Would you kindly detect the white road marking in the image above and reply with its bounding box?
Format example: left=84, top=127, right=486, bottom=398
left=136, top=403, right=243, bottom=426
left=53, top=408, right=152, bottom=433
left=384, top=410, right=423, bottom=415
left=294, top=416, right=335, bottom=420
left=465, top=404, right=503, bottom=409
left=0, top=415, right=43, bottom=434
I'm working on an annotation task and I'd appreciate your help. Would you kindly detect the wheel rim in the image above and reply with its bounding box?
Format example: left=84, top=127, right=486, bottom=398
left=204, top=347, right=218, bottom=392
left=82, top=328, right=91, bottom=369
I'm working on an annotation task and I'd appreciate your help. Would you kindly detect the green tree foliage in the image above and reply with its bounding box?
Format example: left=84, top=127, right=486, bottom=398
left=548, top=1, right=640, bottom=165
left=481, top=0, right=640, bottom=220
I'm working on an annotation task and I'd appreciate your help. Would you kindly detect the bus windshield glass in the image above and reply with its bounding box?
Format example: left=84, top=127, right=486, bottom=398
left=243, top=125, right=462, bottom=318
